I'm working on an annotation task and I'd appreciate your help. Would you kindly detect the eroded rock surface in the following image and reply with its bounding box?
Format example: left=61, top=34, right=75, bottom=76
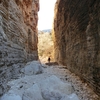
left=0, top=0, right=39, bottom=95
left=53, top=0, right=100, bottom=96
left=1, top=73, right=78, bottom=100
left=21, top=61, right=43, bottom=76
left=1, top=61, right=99, bottom=100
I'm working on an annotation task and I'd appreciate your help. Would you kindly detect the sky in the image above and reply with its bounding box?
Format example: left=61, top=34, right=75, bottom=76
left=38, top=0, right=57, bottom=30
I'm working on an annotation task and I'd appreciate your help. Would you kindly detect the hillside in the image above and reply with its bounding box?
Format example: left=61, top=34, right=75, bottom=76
left=38, top=32, right=54, bottom=62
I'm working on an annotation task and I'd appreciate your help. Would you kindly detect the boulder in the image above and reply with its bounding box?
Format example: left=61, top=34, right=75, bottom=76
left=1, top=93, right=22, bottom=100
left=22, top=84, right=44, bottom=100
left=36, top=75, right=75, bottom=100
left=21, top=61, right=43, bottom=75
left=39, top=75, right=74, bottom=95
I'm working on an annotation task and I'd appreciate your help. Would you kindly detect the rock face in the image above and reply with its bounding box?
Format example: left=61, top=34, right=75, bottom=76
left=53, top=0, right=100, bottom=96
left=0, top=0, right=39, bottom=95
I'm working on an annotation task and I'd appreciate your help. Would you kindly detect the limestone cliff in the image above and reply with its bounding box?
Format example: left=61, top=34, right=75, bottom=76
left=53, top=0, right=100, bottom=96
left=0, top=0, right=39, bottom=95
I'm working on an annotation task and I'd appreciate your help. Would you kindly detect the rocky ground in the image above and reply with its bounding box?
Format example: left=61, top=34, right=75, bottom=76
left=43, top=64, right=99, bottom=100
left=0, top=60, right=99, bottom=100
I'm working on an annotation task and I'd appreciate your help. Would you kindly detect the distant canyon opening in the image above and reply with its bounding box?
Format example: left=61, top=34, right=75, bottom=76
left=37, top=0, right=56, bottom=63
left=38, top=30, right=54, bottom=63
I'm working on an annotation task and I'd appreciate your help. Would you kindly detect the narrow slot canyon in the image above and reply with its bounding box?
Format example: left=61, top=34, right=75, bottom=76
left=0, top=0, right=100, bottom=100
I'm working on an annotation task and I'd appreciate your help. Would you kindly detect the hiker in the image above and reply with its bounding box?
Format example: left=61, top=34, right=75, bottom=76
left=48, top=57, right=51, bottom=63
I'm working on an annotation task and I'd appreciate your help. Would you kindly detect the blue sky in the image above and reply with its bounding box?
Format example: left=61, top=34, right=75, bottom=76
left=38, top=0, right=56, bottom=30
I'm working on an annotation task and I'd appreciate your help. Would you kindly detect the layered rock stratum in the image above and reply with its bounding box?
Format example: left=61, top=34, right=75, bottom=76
left=53, top=0, right=100, bottom=96
left=0, top=0, right=39, bottom=95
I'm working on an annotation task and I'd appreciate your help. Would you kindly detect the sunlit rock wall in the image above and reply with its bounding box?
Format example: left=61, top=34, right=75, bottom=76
left=53, top=0, right=100, bottom=96
left=0, top=0, right=39, bottom=95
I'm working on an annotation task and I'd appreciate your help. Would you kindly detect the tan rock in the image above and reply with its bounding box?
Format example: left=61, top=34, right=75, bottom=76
left=53, top=0, right=100, bottom=96
left=0, top=0, right=39, bottom=95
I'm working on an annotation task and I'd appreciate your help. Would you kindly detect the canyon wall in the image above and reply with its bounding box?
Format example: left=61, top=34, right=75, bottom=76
left=53, top=0, right=100, bottom=96
left=0, top=0, right=39, bottom=95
